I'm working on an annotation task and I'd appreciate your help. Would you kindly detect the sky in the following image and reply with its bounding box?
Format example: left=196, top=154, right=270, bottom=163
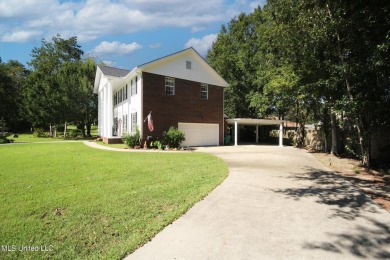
left=0, top=0, right=266, bottom=70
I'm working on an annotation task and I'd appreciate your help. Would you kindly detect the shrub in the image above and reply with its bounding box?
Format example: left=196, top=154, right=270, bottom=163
left=0, top=136, right=13, bottom=144
left=122, top=127, right=140, bottom=148
left=34, top=128, right=47, bottom=138
left=68, top=129, right=82, bottom=138
left=163, top=127, right=185, bottom=148
left=151, top=140, right=163, bottom=150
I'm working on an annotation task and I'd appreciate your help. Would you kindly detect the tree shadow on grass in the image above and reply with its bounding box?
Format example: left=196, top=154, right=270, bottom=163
left=271, top=168, right=390, bottom=258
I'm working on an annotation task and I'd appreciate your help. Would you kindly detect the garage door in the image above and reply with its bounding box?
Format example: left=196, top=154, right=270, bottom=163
left=178, top=123, right=219, bottom=147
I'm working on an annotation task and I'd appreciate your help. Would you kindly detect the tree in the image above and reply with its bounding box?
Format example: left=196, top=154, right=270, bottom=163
left=208, top=0, right=390, bottom=165
left=0, top=59, right=30, bottom=131
left=24, top=35, right=97, bottom=137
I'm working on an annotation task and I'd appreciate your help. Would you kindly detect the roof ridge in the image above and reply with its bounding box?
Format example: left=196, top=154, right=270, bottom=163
left=98, top=65, right=131, bottom=71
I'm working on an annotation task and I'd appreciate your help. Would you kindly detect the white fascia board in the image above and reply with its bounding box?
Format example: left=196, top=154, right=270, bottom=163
left=93, top=67, right=103, bottom=94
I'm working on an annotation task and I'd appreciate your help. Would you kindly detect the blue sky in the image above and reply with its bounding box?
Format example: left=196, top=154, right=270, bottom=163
left=0, top=0, right=265, bottom=70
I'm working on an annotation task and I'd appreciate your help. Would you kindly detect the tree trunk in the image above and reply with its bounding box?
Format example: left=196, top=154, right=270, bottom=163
left=331, top=109, right=338, bottom=155
left=86, top=123, right=92, bottom=137
left=321, top=106, right=329, bottom=153
left=64, top=122, right=67, bottom=138
left=326, top=2, right=369, bottom=166
left=49, top=123, right=52, bottom=137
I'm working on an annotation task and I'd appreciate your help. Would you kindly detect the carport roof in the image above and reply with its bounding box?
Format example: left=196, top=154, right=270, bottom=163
left=226, top=118, right=284, bottom=125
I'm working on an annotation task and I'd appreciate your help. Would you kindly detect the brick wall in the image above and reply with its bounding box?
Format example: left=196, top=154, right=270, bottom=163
left=142, top=72, right=224, bottom=145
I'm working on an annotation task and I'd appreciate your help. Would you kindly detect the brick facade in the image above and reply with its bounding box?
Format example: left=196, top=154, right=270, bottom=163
left=142, top=72, right=224, bottom=145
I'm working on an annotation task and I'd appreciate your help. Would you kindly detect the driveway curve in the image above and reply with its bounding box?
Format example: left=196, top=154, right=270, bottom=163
left=126, top=145, right=390, bottom=259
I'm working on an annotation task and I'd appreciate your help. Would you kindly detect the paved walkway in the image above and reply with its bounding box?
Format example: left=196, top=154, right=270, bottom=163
left=125, top=145, right=390, bottom=260
left=83, top=141, right=190, bottom=153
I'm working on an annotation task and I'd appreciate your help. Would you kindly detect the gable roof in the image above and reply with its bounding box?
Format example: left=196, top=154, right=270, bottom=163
left=94, top=48, right=229, bottom=93
left=137, top=47, right=198, bottom=68
left=138, top=47, right=229, bottom=87
left=99, top=66, right=130, bottom=77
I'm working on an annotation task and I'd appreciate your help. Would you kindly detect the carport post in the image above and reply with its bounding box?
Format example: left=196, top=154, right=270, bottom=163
left=234, top=121, right=238, bottom=146
left=256, top=125, right=259, bottom=143
left=279, top=123, right=283, bottom=147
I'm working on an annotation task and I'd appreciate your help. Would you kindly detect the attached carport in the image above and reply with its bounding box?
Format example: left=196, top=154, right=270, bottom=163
left=226, top=118, right=284, bottom=147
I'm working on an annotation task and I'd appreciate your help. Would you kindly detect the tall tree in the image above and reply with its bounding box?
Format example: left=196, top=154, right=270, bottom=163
left=0, top=59, right=29, bottom=131
left=24, top=35, right=98, bottom=136
left=208, top=0, right=390, bottom=165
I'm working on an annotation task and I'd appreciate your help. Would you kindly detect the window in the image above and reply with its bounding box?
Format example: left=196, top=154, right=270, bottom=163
left=131, top=79, right=137, bottom=96
left=131, top=112, right=137, bottom=133
left=123, top=114, right=128, bottom=133
left=125, top=84, right=128, bottom=99
left=135, top=76, right=138, bottom=95
left=165, top=77, right=175, bottom=95
left=186, top=61, right=191, bottom=70
left=114, top=93, right=117, bottom=105
left=201, top=83, right=208, bottom=99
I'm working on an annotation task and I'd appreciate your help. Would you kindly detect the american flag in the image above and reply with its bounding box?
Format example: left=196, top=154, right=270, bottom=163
left=144, top=111, right=154, bottom=132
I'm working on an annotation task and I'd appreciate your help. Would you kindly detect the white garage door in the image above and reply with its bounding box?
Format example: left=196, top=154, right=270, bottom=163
left=178, top=123, right=219, bottom=147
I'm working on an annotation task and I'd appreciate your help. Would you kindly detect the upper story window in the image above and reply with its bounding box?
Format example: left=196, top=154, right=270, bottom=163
left=131, top=77, right=137, bottom=96
left=165, top=77, right=175, bottom=95
left=201, top=83, right=208, bottom=99
left=114, top=85, right=128, bottom=106
left=186, top=61, right=191, bottom=70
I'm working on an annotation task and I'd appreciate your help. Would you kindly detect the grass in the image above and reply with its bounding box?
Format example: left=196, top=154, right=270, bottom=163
left=97, top=141, right=128, bottom=149
left=10, top=133, right=76, bottom=143
left=0, top=142, right=228, bottom=259
left=9, top=125, right=99, bottom=143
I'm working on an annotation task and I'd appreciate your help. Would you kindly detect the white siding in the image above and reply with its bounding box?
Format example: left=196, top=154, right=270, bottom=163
left=142, top=51, right=227, bottom=87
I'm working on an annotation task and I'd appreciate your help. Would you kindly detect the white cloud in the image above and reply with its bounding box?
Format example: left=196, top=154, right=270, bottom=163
left=0, top=0, right=229, bottom=43
left=91, top=41, right=142, bottom=56
left=184, top=34, right=218, bottom=57
left=0, top=0, right=265, bottom=44
left=102, top=60, right=116, bottom=67
left=249, top=0, right=266, bottom=10
left=1, top=30, right=42, bottom=42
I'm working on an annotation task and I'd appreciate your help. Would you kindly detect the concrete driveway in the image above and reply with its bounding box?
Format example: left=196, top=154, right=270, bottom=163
left=126, top=145, right=390, bottom=259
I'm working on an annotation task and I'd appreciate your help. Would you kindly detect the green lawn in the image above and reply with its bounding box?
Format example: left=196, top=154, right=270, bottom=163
left=0, top=143, right=228, bottom=259
left=10, top=125, right=98, bottom=143
left=11, top=133, right=76, bottom=143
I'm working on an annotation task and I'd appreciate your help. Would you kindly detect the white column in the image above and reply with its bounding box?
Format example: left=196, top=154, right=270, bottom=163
left=279, top=123, right=283, bottom=147
left=107, top=83, right=113, bottom=137
left=234, top=121, right=238, bottom=146
left=103, top=86, right=108, bottom=137
left=256, top=125, right=259, bottom=144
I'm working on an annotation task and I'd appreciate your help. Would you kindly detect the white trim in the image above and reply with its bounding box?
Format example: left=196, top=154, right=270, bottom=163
left=226, top=118, right=284, bottom=125
left=234, top=121, right=238, bottom=146
left=279, top=123, right=283, bottom=147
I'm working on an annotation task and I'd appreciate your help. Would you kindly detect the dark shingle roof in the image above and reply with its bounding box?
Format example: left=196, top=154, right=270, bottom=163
left=99, top=65, right=130, bottom=77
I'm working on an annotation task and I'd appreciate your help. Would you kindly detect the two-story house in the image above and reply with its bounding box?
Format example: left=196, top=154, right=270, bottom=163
left=94, top=48, right=229, bottom=146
